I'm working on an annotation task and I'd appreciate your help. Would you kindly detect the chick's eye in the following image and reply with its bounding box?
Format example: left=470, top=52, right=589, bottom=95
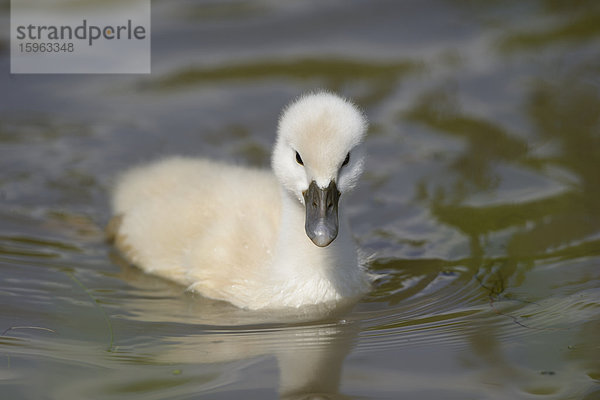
left=342, top=152, right=350, bottom=167
left=295, top=151, right=304, bottom=166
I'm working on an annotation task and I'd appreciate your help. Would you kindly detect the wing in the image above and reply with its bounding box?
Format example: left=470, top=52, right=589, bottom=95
left=110, top=157, right=281, bottom=290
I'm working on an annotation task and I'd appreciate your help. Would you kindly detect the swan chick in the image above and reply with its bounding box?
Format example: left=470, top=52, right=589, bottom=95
left=109, top=91, right=371, bottom=310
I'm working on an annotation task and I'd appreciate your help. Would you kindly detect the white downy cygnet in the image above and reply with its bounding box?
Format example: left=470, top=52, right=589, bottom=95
left=108, top=91, right=372, bottom=310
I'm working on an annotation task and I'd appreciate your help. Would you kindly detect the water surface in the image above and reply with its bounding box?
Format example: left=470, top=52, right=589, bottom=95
left=1, top=0, right=599, bottom=399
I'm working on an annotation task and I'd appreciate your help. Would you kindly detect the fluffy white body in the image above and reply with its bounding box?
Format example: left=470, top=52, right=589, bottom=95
left=110, top=92, right=371, bottom=310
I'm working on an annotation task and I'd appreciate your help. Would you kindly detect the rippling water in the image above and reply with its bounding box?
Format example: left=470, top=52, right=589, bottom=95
left=1, top=0, right=599, bottom=399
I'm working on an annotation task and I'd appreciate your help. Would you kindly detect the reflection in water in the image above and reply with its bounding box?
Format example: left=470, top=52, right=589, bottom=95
left=400, top=37, right=600, bottom=397
left=498, top=0, right=600, bottom=52
left=406, top=67, right=600, bottom=277
left=146, top=57, right=420, bottom=110
left=88, top=255, right=360, bottom=400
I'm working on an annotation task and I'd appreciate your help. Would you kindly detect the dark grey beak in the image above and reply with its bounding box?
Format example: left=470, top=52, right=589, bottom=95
left=303, top=181, right=340, bottom=247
